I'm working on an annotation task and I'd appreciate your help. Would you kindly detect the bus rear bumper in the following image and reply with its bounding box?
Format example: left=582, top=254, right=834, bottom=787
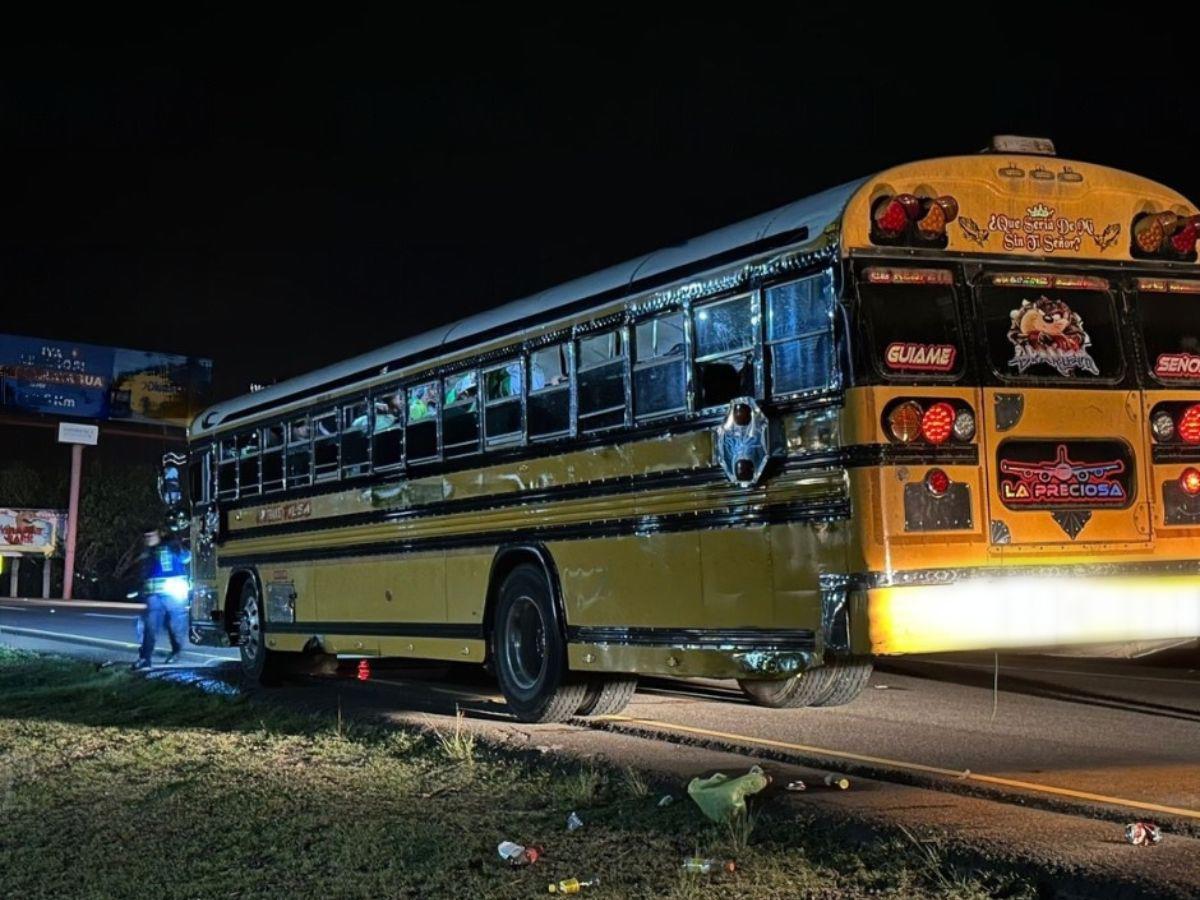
left=865, top=573, right=1200, bottom=656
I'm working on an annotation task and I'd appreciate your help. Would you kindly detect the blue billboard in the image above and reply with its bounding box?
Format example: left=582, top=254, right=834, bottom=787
left=0, top=334, right=212, bottom=427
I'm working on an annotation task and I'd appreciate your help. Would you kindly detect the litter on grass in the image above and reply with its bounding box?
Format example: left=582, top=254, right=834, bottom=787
left=687, top=765, right=770, bottom=823
left=566, top=811, right=584, bottom=832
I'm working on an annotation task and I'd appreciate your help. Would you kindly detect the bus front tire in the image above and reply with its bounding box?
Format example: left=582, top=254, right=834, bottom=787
left=238, top=579, right=291, bottom=687
left=576, top=675, right=637, bottom=717
left=492, top=564, right=587, bottom=724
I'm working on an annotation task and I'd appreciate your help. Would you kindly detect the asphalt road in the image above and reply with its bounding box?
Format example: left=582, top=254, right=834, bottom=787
left=5, top=598, right=1200, bottom=895
left=4, top=598, right=1197, bottom=819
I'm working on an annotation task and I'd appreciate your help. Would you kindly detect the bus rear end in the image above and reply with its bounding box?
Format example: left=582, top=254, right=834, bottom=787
left=839, top=151, right=1200, bottom=661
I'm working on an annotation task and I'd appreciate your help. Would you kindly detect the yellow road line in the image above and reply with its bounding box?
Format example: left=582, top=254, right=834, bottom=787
left=606, top=715, right=1200, bottom=821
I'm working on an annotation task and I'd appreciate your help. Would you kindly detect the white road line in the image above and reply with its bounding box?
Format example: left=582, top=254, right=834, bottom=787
left=82, top=612, right=137, bottom=620
left=0, top=624, right=232, bottom=660
left=907, top=659, right=1200, bottom=686
left=0, top=606, right=30, bottom=612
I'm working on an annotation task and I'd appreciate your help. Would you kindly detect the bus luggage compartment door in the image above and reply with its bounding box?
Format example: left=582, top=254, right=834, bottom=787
left=980, top=388, right=1151, bottom=548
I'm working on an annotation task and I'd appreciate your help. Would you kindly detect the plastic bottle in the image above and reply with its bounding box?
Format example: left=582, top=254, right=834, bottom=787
left=681, top=857, right=736, bottom=874
left=548, top=876, right=600, bottom=893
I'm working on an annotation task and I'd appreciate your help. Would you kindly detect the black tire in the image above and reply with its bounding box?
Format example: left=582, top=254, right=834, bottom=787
left=738, top=667, right=833, bottom=709
left=237, top=578, right=292, bottom=687
left=492, top=564, right=587, bottom=723
left=812, top=657, right=873, bottom=707
left=576, top=675, right=638, bottom=717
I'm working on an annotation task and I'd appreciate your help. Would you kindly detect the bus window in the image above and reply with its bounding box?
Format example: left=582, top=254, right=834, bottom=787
left=577, top=330, right=626, bottom=431
left=372, top=388, right=404, bottom=470
left=286, top=416, right=312, bottom=487
left=237, top=431, right=261, bottom=497
left=766, top=272, right=838, bottom=396
left=261, top=424, right=285, bottom=493
left=693, top=294, right=755, bottom=408
left=859, top=268, right=963, bottom=381
left=529, top=343, right=571, bottom=439
left=312, top=409, right=340, bottom=481
left=341, top=400, right=370, bottom=477
left=1136, top=279, right=1200, bottom=384
left=443, top=371, right=480, bottom=458
left=217, top=438, right=237, bottom=499
left=977, top=273, right=1121, bottom=381
left=634, top=311, right=686, bottom=419
left=406, top=382, right=440, bottom=462
left=484, top=360, right=524, bottom=447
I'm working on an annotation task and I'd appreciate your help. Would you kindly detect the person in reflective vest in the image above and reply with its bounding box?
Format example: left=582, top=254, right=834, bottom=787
left=132, top=529, right=192, bottom=670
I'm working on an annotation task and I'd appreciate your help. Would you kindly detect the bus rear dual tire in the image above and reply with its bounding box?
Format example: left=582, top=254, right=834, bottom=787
left=492, top=564, right=637, bottom=723
left=739, top=656, right=873, bottom=709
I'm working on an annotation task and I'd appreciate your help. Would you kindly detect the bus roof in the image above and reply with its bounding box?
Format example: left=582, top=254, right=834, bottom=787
left=194, top=152, right=1200, bottom=438
left=193, top=177, right=865, bottom=436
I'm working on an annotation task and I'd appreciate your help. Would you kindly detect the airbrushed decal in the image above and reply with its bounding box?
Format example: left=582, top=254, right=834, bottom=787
left=256, top=500, right=313, bottom=525
left=1154, top=352, right=1200, bottom=380
left=998, top=442, right=1131, bottom=510
left=884, top=342, right=957, bottom=373
left=1007, top=296, right=1098, bottom=377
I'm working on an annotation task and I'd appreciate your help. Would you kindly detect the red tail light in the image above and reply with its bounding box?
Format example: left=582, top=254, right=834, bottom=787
left=920, top=402, right=956, bottom=445
left=1181, top=468, right=1200, bottom=496
left=925, top=468, right=951, bottom=496
left=1179, top=405, right=1200, bottom=444
left=357, top=659, right=371, bottom=681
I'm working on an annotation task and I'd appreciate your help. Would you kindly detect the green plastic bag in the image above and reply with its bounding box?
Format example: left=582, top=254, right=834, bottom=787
left=687, top=765, right=770, bottom=823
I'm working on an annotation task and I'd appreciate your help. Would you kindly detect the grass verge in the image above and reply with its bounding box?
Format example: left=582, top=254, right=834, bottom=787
left=0, top=649, right=1037, bottom=899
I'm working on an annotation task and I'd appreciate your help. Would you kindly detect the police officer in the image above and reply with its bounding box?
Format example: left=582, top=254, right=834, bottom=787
left=132, top=528, right=191, bottom=669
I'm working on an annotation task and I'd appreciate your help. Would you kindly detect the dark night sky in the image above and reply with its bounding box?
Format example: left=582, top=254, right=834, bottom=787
left=2, top=10, right=1195, bottom=403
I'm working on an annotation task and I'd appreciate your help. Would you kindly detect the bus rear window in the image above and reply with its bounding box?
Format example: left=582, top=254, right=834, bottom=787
left=859, top=268, right=963, bottom=379
left=977, top=273, right=1121, bottom=381
left=1137, top=279, right=1200, bottom=383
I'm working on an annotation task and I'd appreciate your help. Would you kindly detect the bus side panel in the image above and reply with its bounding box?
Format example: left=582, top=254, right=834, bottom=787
left=550, top=524, right=826, bottom=632
left=768, top=519, right=838, bottom=633
left=444, top=547, right=492, bottom=626
left=315, top=553, right=447, bottom=625
left=549, top=532, right=703, bottom=628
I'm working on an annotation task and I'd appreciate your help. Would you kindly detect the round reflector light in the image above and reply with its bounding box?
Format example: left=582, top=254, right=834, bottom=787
left=1179, top=405, right=1200, bottom=444
left=952, top=409, right=976, bottom=442
left=887, top=401, right=923, bottom=443
left=1181, top=467, right=1200, bottom=496
left=925, top=468, right=951, bottom=496
left=1151, top=410, right=1176, bottom=443
left=920, top=402, right=956, bottom=445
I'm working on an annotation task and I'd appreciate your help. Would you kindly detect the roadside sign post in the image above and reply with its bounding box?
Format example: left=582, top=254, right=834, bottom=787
left=57, top=423, right=99, bottom=600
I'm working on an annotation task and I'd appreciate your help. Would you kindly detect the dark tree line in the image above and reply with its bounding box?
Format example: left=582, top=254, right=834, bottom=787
left=0, top=460, right=162, bottom=599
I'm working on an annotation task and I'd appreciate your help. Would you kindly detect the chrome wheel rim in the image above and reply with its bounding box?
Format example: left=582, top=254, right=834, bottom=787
left=504, top=595, right=546, bottom=692
left=240, top=594, right=261, bottom=664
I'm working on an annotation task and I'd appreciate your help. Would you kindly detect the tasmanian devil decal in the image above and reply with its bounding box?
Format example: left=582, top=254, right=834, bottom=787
left=1007, top=295, right=1099, bottom=377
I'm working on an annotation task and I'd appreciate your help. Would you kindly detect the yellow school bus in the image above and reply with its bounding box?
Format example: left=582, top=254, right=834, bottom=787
left=188, top=136, right=1200, bottom=721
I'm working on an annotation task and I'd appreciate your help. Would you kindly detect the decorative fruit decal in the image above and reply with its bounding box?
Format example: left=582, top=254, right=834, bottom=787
left=1134, top=215, right=1165, bottom=254
left=917, top=202, right=946, bottom=237
left=935, top=195, right=959, bottom=221
left=872, top=193, right=959, bottom=244
left=1171, top=221, right=1199, bottom=255
left=1132, top=210, right=1200, bottom=259
left=874, top=198, right=909, bottom=236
